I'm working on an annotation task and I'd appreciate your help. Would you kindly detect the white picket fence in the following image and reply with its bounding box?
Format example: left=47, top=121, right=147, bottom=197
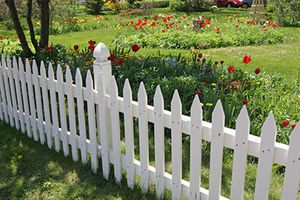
left=0, top=42, right=299, bottom=200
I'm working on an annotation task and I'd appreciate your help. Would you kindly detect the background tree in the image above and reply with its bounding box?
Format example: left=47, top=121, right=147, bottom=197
left=4, top=0, right=50, bottom=57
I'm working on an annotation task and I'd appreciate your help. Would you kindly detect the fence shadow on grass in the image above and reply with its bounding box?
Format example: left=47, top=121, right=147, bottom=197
left=0, top=122, right=159, bottom=200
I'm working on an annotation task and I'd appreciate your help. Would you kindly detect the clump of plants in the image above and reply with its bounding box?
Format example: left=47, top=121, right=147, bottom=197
left=113, top=14, right=284, bottom=50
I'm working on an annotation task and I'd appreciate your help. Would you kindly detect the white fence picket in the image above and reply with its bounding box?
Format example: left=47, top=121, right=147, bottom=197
left=19, top=59, right=31, bottom=138
left=230, top=106, right=250, bottom=200
left=171, top=90, right=182, bottom=200
left=189, top=95, right=203, bottom=200
left=138, top=82, right=149, bottom=192
left=110, top=76, right=122, bottom=183
left=123, top=79, right=135, bottom=188
left=2, top=56, right=14, bottom=127
left=76, top=69, right=87, bottom=164
left=40, top=62, right=52, bottom=149
left=49, top=64, right=60, bottom=152
left=254, top=112, right=277, bottom=200
left=26, top=60, right=38, bottom=141
left=86, top=70, right=98, bottom=173
left=57, top=65, right=69, bottom=156
left=32, top=60, right=45, bottom=144
left=154, top=85, right=165, bottom=199
left=13, top=57, right=25, bottom=133
left=66, top=67, right=79, bottom=161
left=0, top=56, right=8, bottom=123
left=281, top=122, right=300, bottom=200
left=97, top=75, right=110, bottom=179
left=7, top=57, right=19, bottom=130
left=0, top=59, right=4, bottom=121
left=208, top=100, right=225, bottom=200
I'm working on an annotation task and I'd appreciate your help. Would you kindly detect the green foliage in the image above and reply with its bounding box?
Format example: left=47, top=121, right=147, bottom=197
left=0, top=38, right=22, bottom=56
left=170, top=0, right=211, bottom=12
left=85, top=0, right=105, bottom=14
left=270, top=0, right=300, bottom=27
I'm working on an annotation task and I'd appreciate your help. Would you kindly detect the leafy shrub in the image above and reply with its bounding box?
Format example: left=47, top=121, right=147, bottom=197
left=270, top=0, right=300, bottom=27
left=86, top=0, right=105, bottom=14
left=0, top=37, right=22, bottom=56
left=170, top=0, right=211, bottom=12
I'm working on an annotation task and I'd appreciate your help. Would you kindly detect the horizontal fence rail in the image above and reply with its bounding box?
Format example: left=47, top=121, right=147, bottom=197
left=0, top=42, right=299, bottom=200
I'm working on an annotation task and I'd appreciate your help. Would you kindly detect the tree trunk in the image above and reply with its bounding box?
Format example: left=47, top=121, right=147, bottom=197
left=26, top=0, right=40, bottom=53
left=38, top=0, right=50, bottom=48
left=5, top=0, right=34, bottom=57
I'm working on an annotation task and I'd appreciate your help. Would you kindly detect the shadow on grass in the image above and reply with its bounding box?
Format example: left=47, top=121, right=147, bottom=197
left=0, top=122, right=158, bottom=200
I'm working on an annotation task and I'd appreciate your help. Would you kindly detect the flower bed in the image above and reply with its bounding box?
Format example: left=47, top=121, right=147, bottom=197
left=113, top=14, right=284, bottom=49
left=23, top=42, right=300, bottom=145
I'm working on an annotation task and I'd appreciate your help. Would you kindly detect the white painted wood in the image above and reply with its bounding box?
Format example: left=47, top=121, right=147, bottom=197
left=2, top=56, right=14, bottom=127
left=75, top=69, right=87, bottom=164
left=230, top=106, right=250, bottom=200
left=154, top=85, right=165, bottom=199
left=86, top=70, right=98, bottom=173
left=110, top=76, right=122, bottom=183
left=171, top=90, right=182, bottom=200
left=19, top=58, right=31, bottom=138
left=189, top=95, right=203, bottom=200
left=57, top=65, right=69, bottom=156
left=208, top=100, right=225, bottom=200
left=66, top=67, right=79, bottom=161
left=138, top=82, right=149, bottom=192
left=32, top=60, right=45, bottom=144
left=0, top=56, right=8, bottom=123
left=123, top=79, right=135, bottom=188
left=40, top=62, right=52, bottom=149
left=97, top=74, right=110, bottom=179
left=49, top=64, right=60, bottom=152
left=7, top=57, right=19, bottom=130
left=281, top=121, right=300, bottom=200
left=26, top=59, right=38, bottom=141
left=14, top=57, right=25, bottom=133
left=254, top=112, right=277, bottom=200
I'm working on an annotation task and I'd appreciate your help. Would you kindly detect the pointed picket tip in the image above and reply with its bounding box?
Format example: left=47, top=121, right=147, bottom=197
left=236, top=106, right=250, bottom=124
left=6, top=56, right=12, bottom=69
left=56, top=64, right=63, bottom=81
left=48, top=63, right=54, bottom=79
left=154, top=85, right=162, bottom=99
left=75, top=68, right=82, bottom=85
left=86, top=70, right=93, bottom=89
left=32, top=60, right=39, bottom=75
left=1, top=54, right=6, bottom=67
left=212, top=100, right=224, bottom=119
left=40, top=61, right=46, bottom=76
left=191, top=95, right=202, bottom=113
left=123, top=78, right=132, bottom=95
left=138, top=81, right=147, bottom=99
left=289, top=121, right=300, bottom=144
left=261, top=112, right=276, bottom=136
left=25, top=59, right=31, bottom=73
left=171, top=89, right=181, bottom=107
left=12, top=56, right=18, bottom=68
left=18, top=57, right=23, bottom=67
left=110, top=75, right=118, bottom=94
left=65, top=66, right=73, bottom=83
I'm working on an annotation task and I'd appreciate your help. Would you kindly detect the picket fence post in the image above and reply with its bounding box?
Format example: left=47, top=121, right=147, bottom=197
left=93, top=42, right=112, bottom=180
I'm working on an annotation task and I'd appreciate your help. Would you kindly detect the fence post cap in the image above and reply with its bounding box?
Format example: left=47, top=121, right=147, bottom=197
left=93, top=42, right=110, bottom=63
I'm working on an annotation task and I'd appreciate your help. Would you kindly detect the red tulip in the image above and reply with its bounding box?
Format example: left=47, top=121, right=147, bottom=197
left=131, top=44, right=141, bottom=52
left=255, top=68, right=260, bottom=75
left=89, top=44, right=95, bottom=51
left=228, top=66, right=235, bottom=73
left=108, top=54, right=116, bottom=61
left=242, top=99, right=248, bottom=105
left=243, top=55, right=251, bottom=64
left=282, top=120, right=290, bottom=127
left=118, top=59, right=124, bottom=65
left=292, top=124, right=296, bottom=129
left=195, top=90, right=201, bottom=95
